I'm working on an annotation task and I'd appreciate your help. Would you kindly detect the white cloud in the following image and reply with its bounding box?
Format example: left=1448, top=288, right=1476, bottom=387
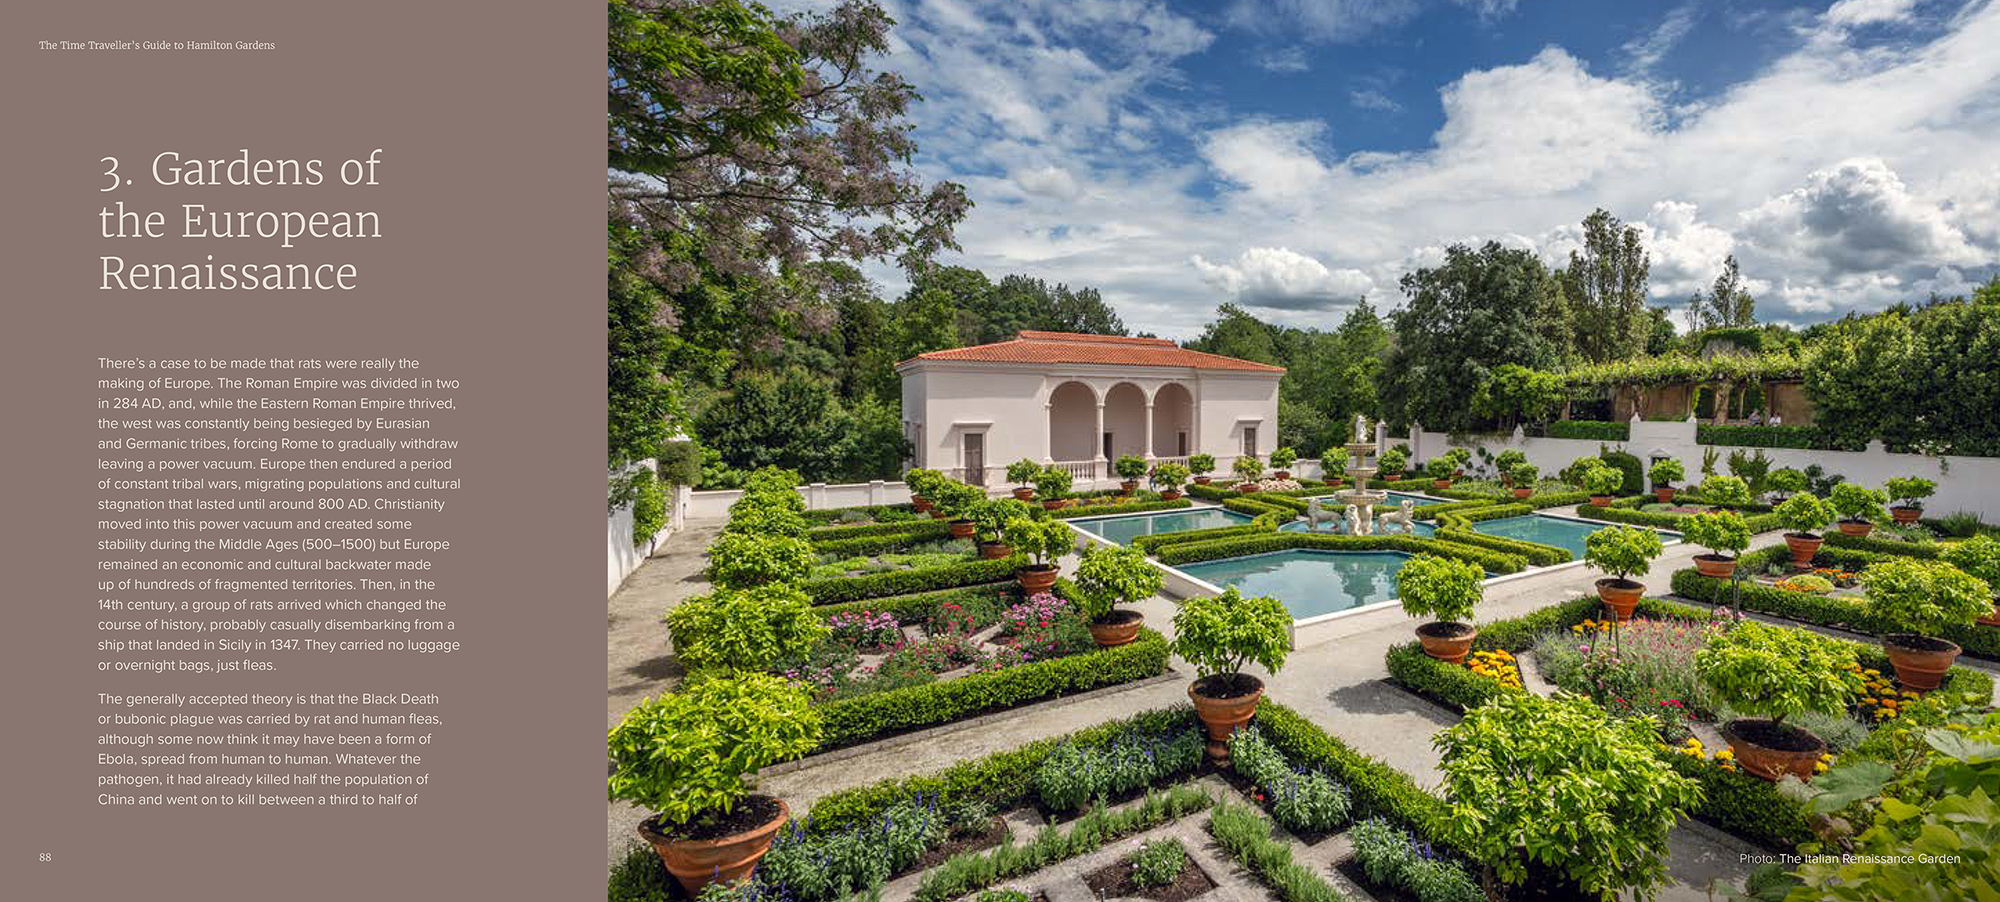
left=1198, top=120, right=1331, bottom=200
left=1255, top=46, right=1310, bottom=73
left=1824, top=0, right=1922, bottom=29
left=1225, top=0, right=1423, bottom=44
left=1012, top=165, right=1080, bottom=199
left=1621, top=4, right=1700, bottom=75
left=1349, top=89, right=1403, bottom=112
left=1740, top=158, right=1985, bottom=277
left=1455, top=0, right=1521, bottom=22
left=1191, top=247, right=1375, bottom=310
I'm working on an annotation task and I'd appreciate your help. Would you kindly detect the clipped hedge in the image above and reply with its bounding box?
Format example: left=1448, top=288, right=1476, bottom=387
left=1049, top=498, right=1193, bottom=520
left=1670, top=549, right=2000, bottom=660
left=809, top=524, right=957, bottom=556
left=1696, top=423, right=1849, bottom=451
left=1821, top=531, right=1943, bottom=559
left=807, top=519, right=952, bottom=542
left=813, top=627, right=1173, bottom=752
left=809, top=582, right=1020, bottom=624
left=1131, top=521, right=1277, bottom=554
left=1152, top=531, right=1527, bottom=574
left=803, top=503, right=920, bottom=526
left=1253, top=703, right=1458, bottom=853
left=1433, top=503, right=1531, bottom=528
left=1572, top=503, right=1775, bottom=534
left=1223, top=496, right=1297, bottom=518
left=1543, top=420, right=1629, bottom=441
left=804, top=554, right=1028, bottom=605
left=1433, top=528, right=1571, bottom=566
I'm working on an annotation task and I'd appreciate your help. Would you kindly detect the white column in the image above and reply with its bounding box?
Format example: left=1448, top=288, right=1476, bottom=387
left=1142, top=401, right=1155, bottom=461
left=1042, top=400, right=1055, bottom=464
left=1094, top=401, right=1107, bottom=480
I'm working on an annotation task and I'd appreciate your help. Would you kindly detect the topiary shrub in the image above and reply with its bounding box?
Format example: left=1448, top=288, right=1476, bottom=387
left=1884, top=476, right=1937, bottom=512
left=1648, top=457, right=1684, bottom=490
left=1940, top=535, right=2000, bottom=601
left=1070, top=544, right=1163, bottom=625
left=1319, top=447, right=1348, bottom=481
left=1114, top=455, right=1148, bottom=482
left=1377, top=447, right=1408, bottom=477
left=608, top=674, right=821, bottom=828
left=1581, top=462, right=1625, bottom=498
left=1397, top=553, right=1483, bottom=626
left=1033, top=465, right=1074, bottom=502
left=1170, top=587, right=1290, bottom=695
left=1583, top=525, right=1663, bottom=583
left=1695, top=621, right=1861, bottom=741
left=1270, top=446, right=1298, bottom=471
left=1683, top=510, right=1752, bottom=560
left=1006, top=459, right=1043, bottom=489
left=1863, top=558, right=1993, bottom=641
left=708, top=532, right=816, bottom=589
left=1233, top=455, right=1265, bottom=481
left=1599, top=449, right=1644, bottom=496
left=1188, top=453, right=1216, bottom=478
left=666, top=583, right=828, bottom=673
left=1829, top=483, right=1889, bottom=526
left=1774, top=493, right=1836, bottom=538
left=1695, top=473, right=1754, bottom=507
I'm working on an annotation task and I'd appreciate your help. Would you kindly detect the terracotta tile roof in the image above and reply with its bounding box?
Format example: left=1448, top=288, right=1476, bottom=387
left=901, top=331, right=1285, bottom=373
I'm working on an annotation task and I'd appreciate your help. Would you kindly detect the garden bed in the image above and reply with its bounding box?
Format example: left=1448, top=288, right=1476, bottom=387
left=1150, top=530, right=1531, bottom=575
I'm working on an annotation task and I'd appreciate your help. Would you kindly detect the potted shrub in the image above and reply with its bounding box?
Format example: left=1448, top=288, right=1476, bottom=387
left=1581, top=461, right=1624, bottom=506
left=665, top=583, right=827, bottom=674
left=1862, top=558, right=1991, bottom=689
left=1114, top=455, right=1148, bottom=494
left=1170, top=587, right=1291, bottom=763
left=1424, top=456, right=1455, bottom=490
left=1648, top=458, right=1684, bottom=504
left=1232, top=455, right=1264, bottom=492
left=971, top=498, right=1032, bottom=559
left=1941, top=534, right=2000, bottom=626
left=1397, top=553, right=1484, bottom=662
left=1006, top=459, right=1042, bottom=501
left=1005, top=516, right=1073, bottom=593
left=904, top=467, right=944, bottom=514
left=1071, top=544, right=1164, bottom=647
left=1583, top=525, right=1662, bottom=621
left=1433, top=693, right=1702, bottom=902
left=1495, top=449, right=1527, bottom=486
left=1694, top=622, right=1860, bottom=781
left=1319, top=447, right=1348, bottom=486
left=1269, top=446, right=1297, bottom=480
left=1774, top=492, right=1836, bottom=568
left=707, top=532, right=815, bottom=590
left=1507, top=461, right=1537, bottom=498
left=1884, top=476, right=1936, bottom=525
left=1034, top=465, right=1074, bottom=510
left=1150, top=461, right=1190, bottom=501
left=933, top=479, right=987, bottom=539
left=1683, top=509, right=1751, bottom=578
left=1188, top=453, right=1216, bottom=485
left=1377, top=447, right=1407, bottom=482
left=610, top=674, right=820, bottom=894
left=1829, top=482, right=1889, bottom=538
left=1443, top=446, right=1471, bottom=478
left=1696, top=473, right=1754, bottom=508
left=1766, top=467, right=1807, bottom=503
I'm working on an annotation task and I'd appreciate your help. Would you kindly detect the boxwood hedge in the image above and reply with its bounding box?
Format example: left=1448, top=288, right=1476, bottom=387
left=808, top=581, right=1021, bottom=624
left=1821, top=531, right=1943, bottom=559
left=1151, top=532, right=1527, bottom=574
left=1432, top=528, right=1571, bottom=566
left=807, top=518, right=952, bottom=542
left=808, top=523, right=957, bottom=556
left=804, top=554, right=1028, bottom=605
left=1573, top=503, right=1779, bottom=534
left=1049, top=498, right=1193, bottom=519
left=1130, top=521, right=1276, bottom=554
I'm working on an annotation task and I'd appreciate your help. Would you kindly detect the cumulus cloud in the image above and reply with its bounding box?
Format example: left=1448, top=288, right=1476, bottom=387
left=1012, top=165, right=1080, bottom=199
left=1199, top=120, right=1331, bottom=200
left=1824, top=0, right=1921, bottom=29
left=1739, top=158, right=1985, bottom=277
left=1191, top=247, right=1375, bottom=310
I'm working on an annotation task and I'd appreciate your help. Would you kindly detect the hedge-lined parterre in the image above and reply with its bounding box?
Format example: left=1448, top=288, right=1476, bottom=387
left=1150, top=531, right=1527, bottom=574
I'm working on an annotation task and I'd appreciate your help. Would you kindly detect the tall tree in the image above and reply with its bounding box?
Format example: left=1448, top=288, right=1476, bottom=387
left=1560, top=209, right=1652, bottom=363
left=1687, top=255, right=1757, bottom=332
left=1381, top=242, right=1568, bottom=433
left=1186, top=303, right=1281, bottom=364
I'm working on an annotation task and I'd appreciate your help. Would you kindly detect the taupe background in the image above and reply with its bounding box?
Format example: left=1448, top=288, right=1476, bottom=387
left=2, top=3, right=603, bottom=898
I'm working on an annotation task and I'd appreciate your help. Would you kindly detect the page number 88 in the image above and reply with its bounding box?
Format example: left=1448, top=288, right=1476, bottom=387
left=39, top=852, right=52, bottom=861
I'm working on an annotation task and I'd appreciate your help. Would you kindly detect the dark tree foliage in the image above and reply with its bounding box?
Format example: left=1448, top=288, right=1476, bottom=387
left=1381, top=242, right=1568, bottom=433
left=1805, top=279, right=2000, bottom=456
left=906, top=266, right=1127, bottom=344
left=1686, top=254, right=1757, bottom=332
left=1183, top=302, right=1385, bottom=456
left=1561, top=208, right=1652, bottom=364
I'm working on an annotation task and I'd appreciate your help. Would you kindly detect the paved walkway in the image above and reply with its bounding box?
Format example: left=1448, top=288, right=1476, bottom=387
left=605, top=520, right=1773, bottom=898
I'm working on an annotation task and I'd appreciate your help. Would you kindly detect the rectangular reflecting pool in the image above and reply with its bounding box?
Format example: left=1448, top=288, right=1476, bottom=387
left=1470, top=514, right=1678, bottom=559
left=1069, top=507, right=1253, bottom=544
left=1176, top=549, right=1414, bottom=620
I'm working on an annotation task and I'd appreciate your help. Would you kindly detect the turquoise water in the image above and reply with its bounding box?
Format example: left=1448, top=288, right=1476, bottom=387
left=1471, top=514, right=1678, bottom=558
left=1070, top=508, right=1253, bottom=544
left=1280, top=518, right=1436, bottom=537
left=1305, top=490, right=1437, bottom=508
left=1177, top=550, right=1414, bottom=620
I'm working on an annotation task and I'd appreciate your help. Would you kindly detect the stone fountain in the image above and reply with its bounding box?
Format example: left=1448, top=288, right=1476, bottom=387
left=1333, top=414, right=1388, bottom=535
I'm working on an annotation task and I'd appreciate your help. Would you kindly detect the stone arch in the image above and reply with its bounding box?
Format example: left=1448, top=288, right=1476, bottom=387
left=1151, top=383, right=1194, bottom=457
left=1103, top=382, right=1148, bottom=461
left=1047, top=381, right=1098, bottom=462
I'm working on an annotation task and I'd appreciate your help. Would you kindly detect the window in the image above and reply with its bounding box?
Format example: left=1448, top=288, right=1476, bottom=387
left=1176, top=431, right=1188, bottom=457
left=1241, top=427, right=1257, bottom=457
left=962, top=432, right=985, bottom=485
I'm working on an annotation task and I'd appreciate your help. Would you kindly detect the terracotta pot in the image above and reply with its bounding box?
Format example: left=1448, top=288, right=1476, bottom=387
left=1384, top=474, right=1402, bottom=482
left=1655, top=487, right=1675, bottom=503
left=1236, top=483, right=1261, bottom=493
left=1977, top=600, right=2000, bottom=627
left=948, top=519, right=977, bottom=539
left=1012, top=487, right=1035, bottom=501
left=1119, top=480, right=1140, bottom=494
left=1784, top=533, right=1823, bottom=567
left=929, top=510, right=949, bottom=520
left=1884, top=635, right=1960, bottom=691
left=1890, top=505, right=1922, bottom=525
left=639, top=798, right=789, bottom=895
left=1589, top=495, right=1612, bottom=507
left=1016, top=564, right=1059, bottom=594
left=1722, top=720, right=1825, bottom=783
left=1693, top=554, right=1739, bottom=578
left=911, top=496, right=932, bottom=512
left=1433, top=479, right=1452, bottom=489
left=1415, top=622, right=1476, bottom=663
left=978, top=542, right=1013, bottom=560
left=1837, top=520, right=1874, bottom=538
left=1193, top=475, right=1212, bottom=485
left=1595, top=578, right=1644, bottom=621
left=1511, top=487, right=1534, bottom=499
left=1160, top=490, right=1183, bottom=501
left=1189, top=674, right=1264, bottom=764
left=1042, top=499, right=1069, bottom=511
left=1273, top=470, right=1291, bottom=480
left=1087, top=611, right=1143, bottom=647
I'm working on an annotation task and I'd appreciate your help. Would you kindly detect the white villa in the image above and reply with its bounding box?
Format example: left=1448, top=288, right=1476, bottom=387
left=896, top=331, right=1284, bottom=489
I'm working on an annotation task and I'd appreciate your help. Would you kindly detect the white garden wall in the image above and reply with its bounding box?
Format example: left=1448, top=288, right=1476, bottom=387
left=605, top=460, right=690, bottom=597
left=1403, top=418, right=2000, bottom=521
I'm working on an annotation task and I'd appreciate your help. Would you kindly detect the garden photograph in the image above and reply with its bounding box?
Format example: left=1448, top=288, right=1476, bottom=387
left=604, top=1, right=2000, bottom=900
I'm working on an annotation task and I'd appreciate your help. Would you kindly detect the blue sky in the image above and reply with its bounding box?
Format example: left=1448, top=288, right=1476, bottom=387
left=783, top=0, right=2000, bottom=337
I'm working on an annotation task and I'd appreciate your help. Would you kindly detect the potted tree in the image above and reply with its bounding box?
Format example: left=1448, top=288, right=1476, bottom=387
left=1034, top=464, right=1074, bottom=510
left=1443, top=446, right=1472, bottom=478
left=1583, top=525, right=1663, bottom=621
left=1188, top=453, right=1216, bottom=485
left=904, top=467, right=944, bottom=514
left=707, top=532, right=815, bottom=590
left=1232, top=454, right=1264, bottom=492
left=1829, top=483, right=1889, bottom=538
left=611, top=674, right=820, bottom=894
left=1941, top=534, right=2000, bottom=626
left=1684, top=509, right=1752, bottom=578
left=1862, top=558, right=1991, bottom=689
left=1114, top=455, right=1148, bottom=495
left=1695, top=622, right=1860, bottom=781
left=1774, top=492, right=1836, bottom=568
left=1495, top=449, right=1527, bottom=486
left=1648, top=458, right=1684, bottom=504
left=1696, top=473, right=1754, bottom=508
left=1766, top=467, right=1807, bottom=503
left=1006, top=459, right=1042, bottom=501
left=1424, top=456, right=1455, bottom=490
left=1269, top=446, right=1297, bottom=480
left=1377, top=447, right=1408, bottom=482
left=1170, top=587, right=1291, bottom=763
left=1072, top=544, right=1163, bottom=647
left=1150, top=461, right=1190, bottom=501
left=934, top=479, right=986, bottom=540
left=1884, top=476, right=1937, bottom=526
left=971, top=498, right=1032, bottom=559
left=1319, top=447, right=1348, bottom=487
left=1582, top=461, right=1624, bottom=506
left=1507, top=461, right=1537, bottom=499
left=1397, top=553, right=1483, bottom=662
left=1005, top=516, right=1074, bottom=593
